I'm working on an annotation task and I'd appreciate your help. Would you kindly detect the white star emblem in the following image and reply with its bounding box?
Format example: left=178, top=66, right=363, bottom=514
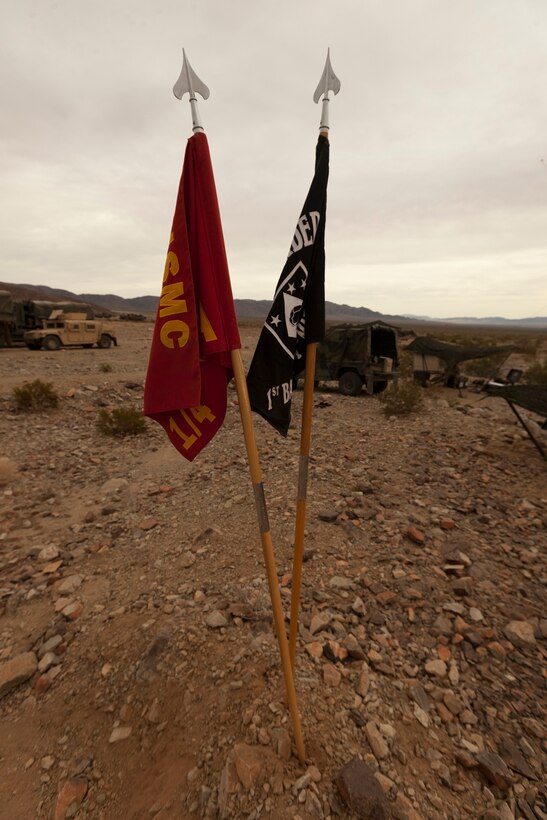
left=287, top=283, right=296, bottom=294
left=270, top=315, right=281, bottom=327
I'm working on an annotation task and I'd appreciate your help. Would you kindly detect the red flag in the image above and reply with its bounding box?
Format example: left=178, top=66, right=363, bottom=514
left=144, top=132, right=241, bottom=461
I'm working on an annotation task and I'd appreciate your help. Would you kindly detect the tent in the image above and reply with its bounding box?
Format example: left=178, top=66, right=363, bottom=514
left=407, top=336, right=516, bottom=386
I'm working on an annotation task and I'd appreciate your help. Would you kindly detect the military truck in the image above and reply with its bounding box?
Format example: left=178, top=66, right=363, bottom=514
left=0, top=290, right=13, bottom=346
left=24, top=311, right=117, bottom=350
left=0, top=296, right=96, bottom=346
left=303, top=321, right=399, bottom=396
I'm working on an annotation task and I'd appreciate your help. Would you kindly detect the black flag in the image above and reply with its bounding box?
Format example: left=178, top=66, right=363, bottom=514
left=247, top=135, right=329, bottom=435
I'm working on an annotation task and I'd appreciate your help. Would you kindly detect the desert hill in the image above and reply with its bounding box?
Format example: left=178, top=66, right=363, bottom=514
left=1, top=282, right=545, bottom=327
left=0, top=282, right=408, bottom=324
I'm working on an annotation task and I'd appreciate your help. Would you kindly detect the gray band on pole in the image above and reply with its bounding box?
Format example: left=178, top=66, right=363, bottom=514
left=297, top=456, right=309, bottom=502
left=253, top=483, right=270, bottom=532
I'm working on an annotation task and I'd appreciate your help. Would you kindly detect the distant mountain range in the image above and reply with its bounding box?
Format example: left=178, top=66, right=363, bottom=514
left=1, top=282, right=545, bottom=328
left=404, top=313, right=547, bottom=327
left=236, top=299, right=403, bottom=324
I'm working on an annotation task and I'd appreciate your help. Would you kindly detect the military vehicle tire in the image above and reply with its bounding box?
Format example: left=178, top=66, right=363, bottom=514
left=98, top=334, right=112, bottom=349
left=43, top=335, right=61, bottom=351
left=339, top=371, right=362, bottom=396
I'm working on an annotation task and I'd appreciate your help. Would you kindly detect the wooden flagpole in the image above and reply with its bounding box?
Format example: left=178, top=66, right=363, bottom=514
left=174, top=49, right=305, bottom=764
left=289, top=50, right=340, bottom=667
left=289, top=342, right=317, bottom=666
left=231, top=349, right=306, bottom=763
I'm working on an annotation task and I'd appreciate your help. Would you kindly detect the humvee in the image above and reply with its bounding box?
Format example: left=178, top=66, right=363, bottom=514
left=302, top=321, right=399, bottom=396
left=24, top=311, right=118, bottom=351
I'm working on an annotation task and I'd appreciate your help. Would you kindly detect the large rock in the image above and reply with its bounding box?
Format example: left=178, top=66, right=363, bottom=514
left=323, top=662, right=342, bottom=687
left=424, top=659, right=447, bottom=678
left=310, top=611, right=331, bottom=634
left=54, top=777, right=88, bottom=820
left=206, top=610, right=228, bottom=629
left=336, top=757, right=392, bottom=819
left=476, top=751, right=513, bottom=791
left=101, top=477, right=129, bottom=496
left=57, top=574, right=83, bottom=596
left=232, top=743, right=263, bottom=789
left=218, top=755, right=240, bottom=818
left=329, top=575, right=355, bottom=590
left=365, top=721, right=389, bottom=759
left=344, top=633, right=366, bottom=660
left=0, top=652, right=37, bottom=699
left=393, top=793, right=422, bottom=820
left=503, top=620, right=536, bottom=648
left=38, top=544, right=60, bottom=562
left=355, top=663, right=370, bottom=697
left=0, top=456, right=17, bottom=484
left=109, top=726, right=132, bottom=743
left=499, top=737, right=537, bottom=779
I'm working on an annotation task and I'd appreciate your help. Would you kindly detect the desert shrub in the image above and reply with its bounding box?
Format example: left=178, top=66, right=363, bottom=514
left=463, top=353, right=508, bottom=378
left=119, top=313, right=147, bottom=322
left=378, top=379, right=423, bottom=416
left=517, top=336, right=541, bottom=356
left=97, top=406, right=147, bottom=437
left=13, top=379, right=59, bottom=412
left=397, top=350, right=414, bottom=378
left=99, top=362, right=113, bottom=373
left=523, top=361, right=547, bottom=385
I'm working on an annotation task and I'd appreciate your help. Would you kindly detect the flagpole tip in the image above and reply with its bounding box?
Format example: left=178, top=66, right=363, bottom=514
left=313, top=51, right=340, bottom=132
left=173, top=49, right=210, bottom=133
left=313, top=51, right=341, bottom=103
left=173, top=49, right=210, bottom=101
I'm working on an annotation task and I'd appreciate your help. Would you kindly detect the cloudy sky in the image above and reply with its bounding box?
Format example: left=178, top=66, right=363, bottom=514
left=1, top=0, right=546, bottom=319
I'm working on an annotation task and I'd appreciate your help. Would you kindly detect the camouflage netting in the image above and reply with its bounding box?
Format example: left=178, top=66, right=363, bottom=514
left=407, top=336, right=516, bottom=369
left=29, top=300, right=94, bottom=319
left=485, top=384, right=547, bottom=417
left=318, top=322, right=399, bottom=368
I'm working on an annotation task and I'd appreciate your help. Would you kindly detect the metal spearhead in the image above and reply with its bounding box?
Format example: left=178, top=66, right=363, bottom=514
left=313, top=48, right=340, bottom=133
left=173, top=49, right=210, bottom=133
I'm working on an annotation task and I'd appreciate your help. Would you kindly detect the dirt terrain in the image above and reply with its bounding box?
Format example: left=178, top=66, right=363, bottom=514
left=0, top=321, right=545, bottom=820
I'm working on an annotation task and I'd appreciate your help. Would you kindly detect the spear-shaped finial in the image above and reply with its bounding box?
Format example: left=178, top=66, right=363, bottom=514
left=173, top=49, right=210, bottom=133
left=313, top=48, right=341, bottom=133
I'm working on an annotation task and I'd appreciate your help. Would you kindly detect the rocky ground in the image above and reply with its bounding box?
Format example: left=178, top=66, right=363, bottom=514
left=0, top=321, right=545, bottom=820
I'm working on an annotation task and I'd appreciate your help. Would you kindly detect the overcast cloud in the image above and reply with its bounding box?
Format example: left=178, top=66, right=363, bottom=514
left=1, top=0, right=546, bottom=318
